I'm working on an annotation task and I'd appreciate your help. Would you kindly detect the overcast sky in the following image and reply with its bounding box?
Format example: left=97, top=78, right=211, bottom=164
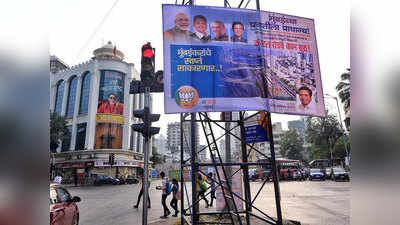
left=50, top=0, right=349, bottom=140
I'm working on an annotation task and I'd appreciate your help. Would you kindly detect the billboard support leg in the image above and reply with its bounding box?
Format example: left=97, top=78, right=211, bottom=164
left=266, top=112, right=283, bottom=225
left=239, top=112, right=252, bottom=225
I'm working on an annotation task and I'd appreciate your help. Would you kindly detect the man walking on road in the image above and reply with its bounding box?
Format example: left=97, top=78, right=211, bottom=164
left=133, top=175, right=151, bottom=209
left=169, top=178, right=180, bottom=217
left=160, top=171, right=171, bottom=219
left=207, top=172, right=216, bottom=207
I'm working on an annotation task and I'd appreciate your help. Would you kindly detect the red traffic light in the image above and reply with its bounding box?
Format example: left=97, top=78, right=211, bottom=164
left=142, top=43, right=154, bottom=58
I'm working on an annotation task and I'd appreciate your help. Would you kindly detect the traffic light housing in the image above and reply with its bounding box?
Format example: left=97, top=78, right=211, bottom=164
left=132, top=107, right=160, bottom=138
left=140, top=42, right=155, bottom=87
left=129, top=42, right=163, bottom=94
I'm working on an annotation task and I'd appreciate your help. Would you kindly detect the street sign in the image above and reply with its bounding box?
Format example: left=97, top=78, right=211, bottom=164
left=244, top=125, right=269, bottom=143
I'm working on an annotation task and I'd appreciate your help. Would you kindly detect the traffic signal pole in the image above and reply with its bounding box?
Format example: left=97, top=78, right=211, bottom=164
left=142, top=87, right=150, bottom=225
left=130, top=42, right=162, bottom=225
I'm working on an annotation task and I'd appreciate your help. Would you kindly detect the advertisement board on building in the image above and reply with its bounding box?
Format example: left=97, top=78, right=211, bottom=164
left=162, top=4, right=325, bottom=117
left=95, top=70, right=125, bottom=149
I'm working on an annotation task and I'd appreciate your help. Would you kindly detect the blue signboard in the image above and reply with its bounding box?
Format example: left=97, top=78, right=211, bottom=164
left=244, top=125, right=268, bottom=143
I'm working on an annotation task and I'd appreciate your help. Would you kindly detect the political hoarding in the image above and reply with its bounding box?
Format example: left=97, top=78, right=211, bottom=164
left=94, top=70, right=125, bottom=149
left=162, top=4, right=326, bottom=117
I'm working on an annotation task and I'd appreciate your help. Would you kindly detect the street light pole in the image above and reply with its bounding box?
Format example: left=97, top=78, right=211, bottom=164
left=324, top=94, right=350, bottom=168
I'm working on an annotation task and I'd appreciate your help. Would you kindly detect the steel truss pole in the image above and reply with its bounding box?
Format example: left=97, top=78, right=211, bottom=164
left=266, top=112, right=283, bottom=225
left=239, top=112, right=252, bottom=225
left=180, top=113, right=185, bottom=225
left=190, top=113, right=199, bottom=224
left=201, top=113, right=244, bottom=225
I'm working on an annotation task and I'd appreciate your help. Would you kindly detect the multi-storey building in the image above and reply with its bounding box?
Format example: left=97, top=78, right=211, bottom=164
left=154, top=134, right=167, bottom=155
left=242, top=114, right=284, bottom=160
left=198, top=145, right=207, bottom=162
left=288, top=119, right=306, bottom=142
left=167, top=121, right=200, bottom=154
left=50, top=41, right=150, bottom=183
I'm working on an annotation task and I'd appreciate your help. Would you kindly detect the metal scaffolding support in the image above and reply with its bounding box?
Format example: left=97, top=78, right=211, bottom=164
left=180, top=111, right=283, bottom=225
left=175, top=1, right=283, bottom=224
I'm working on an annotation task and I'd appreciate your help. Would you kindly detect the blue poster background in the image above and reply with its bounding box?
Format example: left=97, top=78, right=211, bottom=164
left=244, top=125, right=268, bottom=144
left=162, top=4, right=325, bottom=117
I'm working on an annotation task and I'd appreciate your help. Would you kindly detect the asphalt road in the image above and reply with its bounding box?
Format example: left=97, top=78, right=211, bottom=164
left=67, top=179, right=349, bottom=225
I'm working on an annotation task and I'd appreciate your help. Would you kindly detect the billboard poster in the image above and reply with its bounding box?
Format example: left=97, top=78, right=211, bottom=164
left=162, top=4, right=325, bottom=117
left=215, top=166, right=243, bottom=211
left=95, top=70, right=125, bottom=149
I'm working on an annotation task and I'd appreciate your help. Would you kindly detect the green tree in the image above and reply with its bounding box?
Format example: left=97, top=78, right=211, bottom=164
left=333, top=134, right=350, bottom=159
left=306, top=114, right=344, bottom=161
left=280, top=130, right=304, bottom=161
left=336, top=68, right=350, bottom=114
left=150, top=146, right=164, bottom=166
left=50, top=111, right=69, bottom=153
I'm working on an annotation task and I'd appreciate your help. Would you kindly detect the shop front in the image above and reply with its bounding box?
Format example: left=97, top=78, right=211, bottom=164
left=54, top=161, right=94, bottom=185
left=92, top=161, right=147, bottom=179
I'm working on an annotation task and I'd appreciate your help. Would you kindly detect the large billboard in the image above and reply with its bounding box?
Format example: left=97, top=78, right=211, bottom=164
left=162, top=4, right=325, bottom=117
left=94, top=70, right=125, bottom=149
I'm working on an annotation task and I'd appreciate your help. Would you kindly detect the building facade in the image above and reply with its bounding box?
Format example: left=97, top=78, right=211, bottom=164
left=154, top=134, right=167, bottom=155
left=50, top=42, right=149, bottom=184
left=242, top=114, right=284, bottom=160
left=288, top=119, right=306, bottom=142
left=166, top=121, right=200, bottom=155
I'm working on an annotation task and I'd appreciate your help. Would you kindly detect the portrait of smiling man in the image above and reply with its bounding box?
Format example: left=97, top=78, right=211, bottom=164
left=231, top=21, right=247, bottom=43
left=297, top=86, right=315, bottom=114
left=190, top=15, right=211, bottom=43
left=211, top=21, right=228, bottom=41
left=164, top=12, right=193, bottom=42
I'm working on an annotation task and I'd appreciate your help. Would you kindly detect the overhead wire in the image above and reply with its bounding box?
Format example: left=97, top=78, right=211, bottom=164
left=76, top=0, right=120, bottom=60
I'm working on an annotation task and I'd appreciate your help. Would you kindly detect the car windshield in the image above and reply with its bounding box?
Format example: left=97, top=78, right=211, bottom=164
left=333, top=168, right=345, bottom=173
left=310, top=169, right=320, bottom=173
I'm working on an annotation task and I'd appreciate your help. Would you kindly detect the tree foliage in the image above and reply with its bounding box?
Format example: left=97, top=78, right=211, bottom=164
left=280, top=130, right=304, bottom=161
left=333, top=134, right=350, bottom=159
left=336, top=68, right=350, bottom=114
left=306, top=114, right=346, bottom=160
left=50, top=111, right=69, bottom=153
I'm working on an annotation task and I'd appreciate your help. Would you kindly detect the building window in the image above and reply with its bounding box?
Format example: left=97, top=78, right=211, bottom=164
left=61, top=125, right=72, bottom=152
left=65, top=76, right=78, bottom=118
left=79, top=72, right=91, bottom=115
left=75, top=123, right=87, bottom=150
left=54, top=80, right=65, bottom=114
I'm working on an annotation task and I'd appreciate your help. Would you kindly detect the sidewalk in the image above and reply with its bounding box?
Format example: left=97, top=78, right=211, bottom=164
left=148, top=215, right=303, bottom=225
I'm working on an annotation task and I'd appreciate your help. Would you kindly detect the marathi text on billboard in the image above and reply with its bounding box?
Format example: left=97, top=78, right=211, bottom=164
left=162, top=4, right=325, bottom=117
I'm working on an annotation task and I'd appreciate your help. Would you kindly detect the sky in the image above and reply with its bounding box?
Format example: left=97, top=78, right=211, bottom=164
left=50, top=0, right=349, bottom=140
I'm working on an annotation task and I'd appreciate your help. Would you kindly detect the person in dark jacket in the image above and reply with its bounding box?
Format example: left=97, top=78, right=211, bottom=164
left=207, top=172, right=216, bottom=207
left=133, top=175, right=151, bottom=208
left=169, top=178, right=180, bottom=217
left=160, top=171, right=171, bottom=219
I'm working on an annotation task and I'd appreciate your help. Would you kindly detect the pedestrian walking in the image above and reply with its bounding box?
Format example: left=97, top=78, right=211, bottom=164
left=169, top=178, right=180, bottom=217
left=207, top=172, right=216, bottom=207
left=160, top=171, right=171, bottom=219
left=53, top=173, right=62, bottom=184
left=196, top=173, right=209, bottom=208
left=133, top=175, right=151, bottom=208
left=73, top=169, right=78, bottom=186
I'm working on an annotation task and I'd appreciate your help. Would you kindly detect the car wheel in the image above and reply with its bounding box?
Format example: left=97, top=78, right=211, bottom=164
left=73, top=214, right=79, bottom=225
